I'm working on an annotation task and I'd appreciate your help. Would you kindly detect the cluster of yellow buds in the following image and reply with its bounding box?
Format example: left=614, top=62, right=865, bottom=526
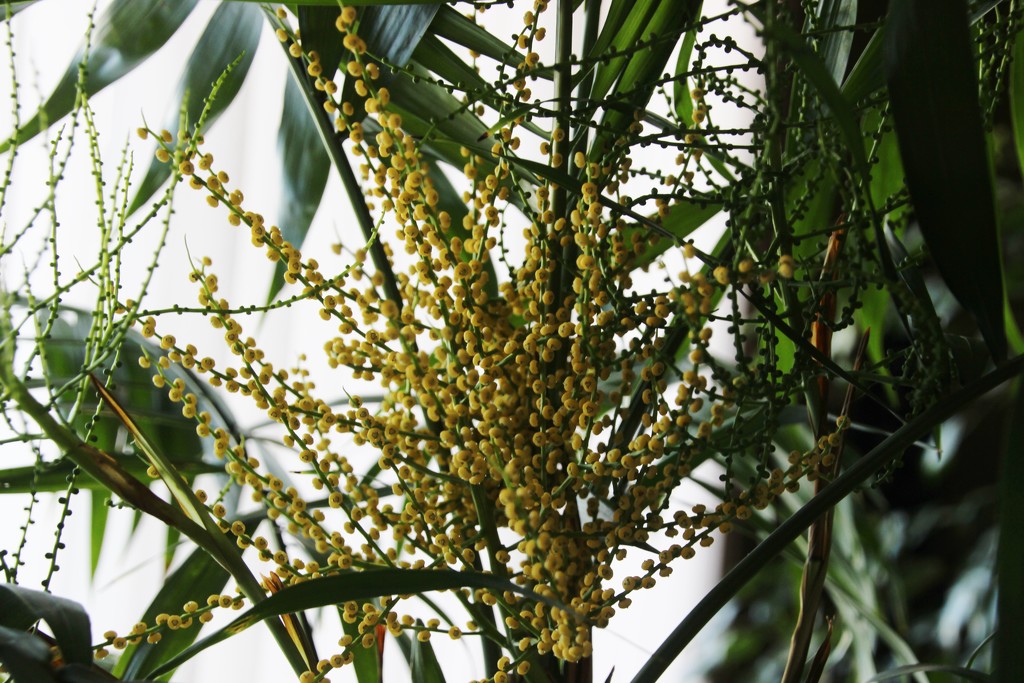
left=123, top=4, right=833, bottom=678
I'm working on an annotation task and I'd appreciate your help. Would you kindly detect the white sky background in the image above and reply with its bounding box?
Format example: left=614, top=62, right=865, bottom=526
left=0, top=1, right=764, bottom=681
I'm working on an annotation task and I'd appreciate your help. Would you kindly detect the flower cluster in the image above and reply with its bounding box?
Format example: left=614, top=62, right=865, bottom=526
left=119, top=4, right=883, bottom=680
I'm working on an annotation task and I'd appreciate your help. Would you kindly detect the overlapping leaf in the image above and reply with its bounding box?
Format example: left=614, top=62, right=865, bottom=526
left=149, top=569, right=562, bottom=677
left=884, top=0, right=1007, bottom=362
left=267, top=4, right=439, bottom=303
left=409, top=620, right=447, bottom=683
left=816, top=0, right=858, bottom=85
left=114, top=523, right=257, bottom=680
left=0, top=584, right=92, bottom=666
left=0, top=0, right=199, bottom=154
left=128, top=3, right=262, bottom=214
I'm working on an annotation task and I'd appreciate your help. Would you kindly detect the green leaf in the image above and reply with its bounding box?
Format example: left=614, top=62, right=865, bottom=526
left=842, top=0, right=1006, bottom=103
left=361, top=4, right=440, bottom=67
left=627, top=199, right=721, bottom=271
left=629, top=353, right=1024, bottom=683
left=116, top=532, right=252, bottom=680
left=588, top=0, right=659, bottom=105
left=148, top=569, right=563, bottom=677
left=842, top=29, right=883, bottom=102
left=761, top=19, right=870, bottom=186
left=0, top=584, right=92, bottom=666
left=787, top=157, right=837, bottom=263
left=60, top=663, right=160, bottom=682
left=0, top=624, right=59, bottom=683
left=884, top=0, right=1007, bottom=362
left=429, top=5, right=524, bottom=71
left=760, top=15, right=896, bottom=281
left=594, top=0, right=700, bottom=150
left=1, top=1, right=43, bottom=16
left=412, top=33, right=548, bottom=141
left=162, top=526, right=181, bottom=572
left=128, top=3, right=262, bottom=215
left=278, top=0, right=439, bottom=4
left=297, top=5, right=347, bottom=81
left=342, top=611, right=379, bottom=683
left=273, top=4, right=441, bottom=307
left=268, top=75, right=331, bottom=304
left=372, top=71, right=489, bottom=154
left=88, top=491, right=109, bottom=578
left=414, top=33, right=491, bottom=96
left=816, top=0, right=858, bottom=85
left=0, top=0, right=199, bottom=153
left=32, top=308, right=239, bottom=477
left=409, top=620, right=447, bottom=683
left=996, top=380, right=1024, bottom=683
left=671, top=3, right=703, bottom=125
left=341, top=4, right=442, bottom=118
left=0, top=458, right=222, bottom=495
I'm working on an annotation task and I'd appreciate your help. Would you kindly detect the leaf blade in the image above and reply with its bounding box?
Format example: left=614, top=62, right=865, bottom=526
left=128, top=3, right=262, bottom=214
left=409, top=620, right=447, bottom=683
left=268, top=74, right=331, bottom=304
left=0, top=0, right=199, bottom=153
left=0, top=584, right=92, bottom=666
left=148, top=569, right=563, bottom=677
left=429, top=5, right=524, bottom=70
left=884, top=0, right=1007, bottom=362
left=116, top=532, right=253, bottom=680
